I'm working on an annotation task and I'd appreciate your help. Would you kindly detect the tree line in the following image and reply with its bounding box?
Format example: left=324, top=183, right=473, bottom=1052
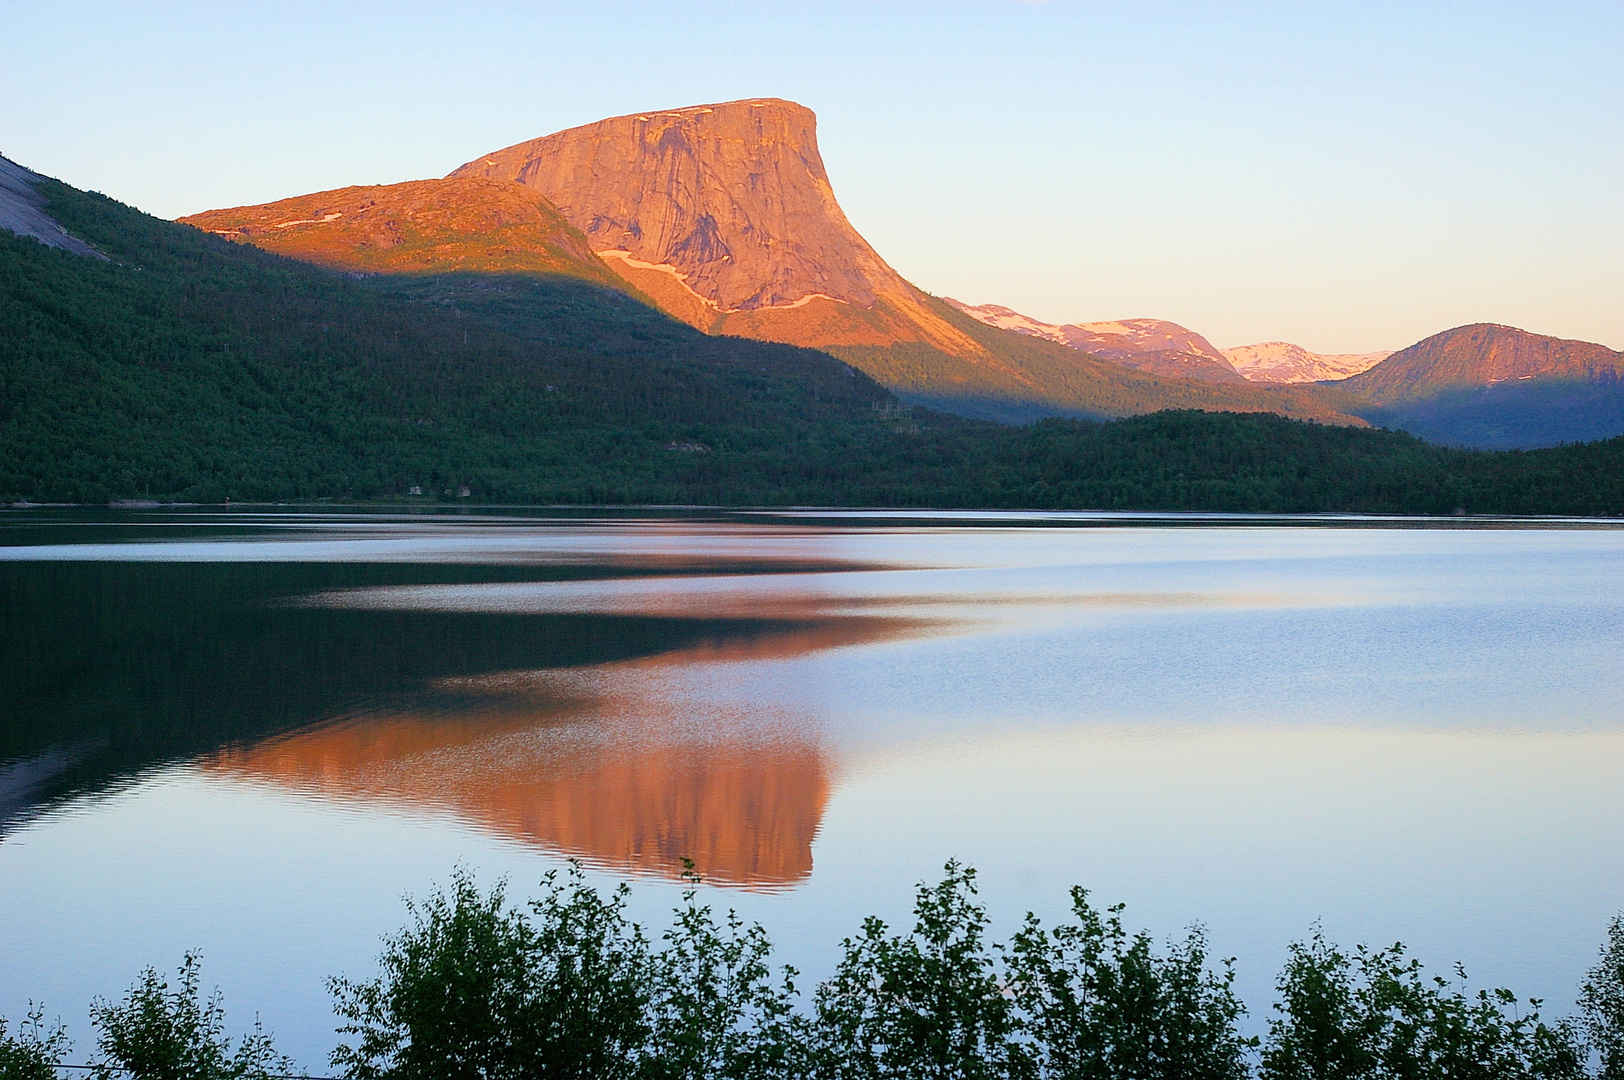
left=5, top=864, right=1623, bottom=1080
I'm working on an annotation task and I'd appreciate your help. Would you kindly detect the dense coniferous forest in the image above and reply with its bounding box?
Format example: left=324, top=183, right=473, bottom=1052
left=4, top=181, right=1624, bottom=514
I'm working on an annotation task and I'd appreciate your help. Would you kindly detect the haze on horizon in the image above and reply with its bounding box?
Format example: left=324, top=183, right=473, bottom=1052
left=4, top=0, right=1619, bottom=355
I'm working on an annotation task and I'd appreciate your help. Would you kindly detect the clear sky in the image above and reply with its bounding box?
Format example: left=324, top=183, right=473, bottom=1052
left=4, top=1, right=1620, bottom=353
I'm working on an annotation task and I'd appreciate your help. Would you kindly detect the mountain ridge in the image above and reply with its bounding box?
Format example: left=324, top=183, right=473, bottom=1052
left=179, top=177, right=629, bottom=290
left=944, top=299, right=1244, bottom=383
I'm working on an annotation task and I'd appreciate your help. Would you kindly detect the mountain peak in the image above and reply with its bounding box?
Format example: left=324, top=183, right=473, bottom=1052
left=450, top=98, right=911, bottom=314
left=1342, top=322, right=1624, bottom=404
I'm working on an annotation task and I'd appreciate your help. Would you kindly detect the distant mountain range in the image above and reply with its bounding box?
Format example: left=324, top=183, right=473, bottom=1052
left=942, top=302, right=1245, bottom=383
left=1221, top=342, right=1391, bottom=384
left=1337, top=324, right=1624, bottom=449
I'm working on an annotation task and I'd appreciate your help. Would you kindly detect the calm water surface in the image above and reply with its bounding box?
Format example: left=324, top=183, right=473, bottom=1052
left=3, top=509, right=1622, bottom=1065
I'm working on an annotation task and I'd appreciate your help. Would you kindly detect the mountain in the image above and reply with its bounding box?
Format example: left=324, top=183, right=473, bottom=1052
left=1335, top=323, right=1624, bottom=448
left=181, top=177, right=627, bottom=289
left=449, top=98, right=978, bottom=355
left=945, top=300, right=1243, bottom=383
left=10, top=161, right=1624, bottom=511
left=1222, top=342, right=1391, bottom=384
left=1341, top=323, right=1624, bottom=404
left=444, top=99, right=1372, bottom=424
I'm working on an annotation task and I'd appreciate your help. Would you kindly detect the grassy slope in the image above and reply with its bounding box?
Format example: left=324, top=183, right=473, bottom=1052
left=4, top=180, right=1624, bottom=513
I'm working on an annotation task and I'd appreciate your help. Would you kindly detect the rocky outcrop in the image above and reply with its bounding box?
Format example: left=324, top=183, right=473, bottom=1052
left=451, top=99, right=981, bottom=354
left=1341, top=324, right=1624, bottom=405
left=0, top=154, right=103, bottom=258
left=1222, top=341, right=1390, bottom=384
left=179, top=177, right=623, bottom=286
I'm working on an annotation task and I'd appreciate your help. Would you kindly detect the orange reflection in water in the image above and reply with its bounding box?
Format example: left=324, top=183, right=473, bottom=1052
left=206, top=614, right=921, bottom=887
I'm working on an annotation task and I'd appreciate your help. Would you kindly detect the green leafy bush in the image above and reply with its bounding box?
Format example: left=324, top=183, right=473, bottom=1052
left=1260, top=931, right=1583, bottom=1079
left=8, top=873, right=1619, bottom=1080
left=1008, top=888, right=1252, bottom=1080
left=0, top=1007, right=69, bottom=1080
left=330, top=867, right=652, bottom=1080
left=811, top=862, right=1024, bottom=1080
left=1580, top=915, right=1624, bottom=1080
left=90, top=953, right=291, bottom=1080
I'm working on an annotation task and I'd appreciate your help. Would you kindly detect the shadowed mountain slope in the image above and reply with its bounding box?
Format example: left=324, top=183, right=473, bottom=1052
left=0, top=153, right=104, bottom=258
left=1338, top=324, right=1624, bottom=447
left=1341, top=323, right=1624, bottom=405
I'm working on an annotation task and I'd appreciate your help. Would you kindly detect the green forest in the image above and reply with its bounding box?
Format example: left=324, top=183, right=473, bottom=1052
left=4, top=182, right=1623, bottom=515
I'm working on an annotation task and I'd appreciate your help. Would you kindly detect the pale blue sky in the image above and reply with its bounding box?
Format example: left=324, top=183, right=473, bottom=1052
left=4, top=1, right=1620, bottom=352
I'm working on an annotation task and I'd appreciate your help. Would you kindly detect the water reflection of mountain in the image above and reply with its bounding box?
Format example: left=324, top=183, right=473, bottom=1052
left=208, top=704, right=831, bottom=887
left=0, top=558, right=915, bottom=837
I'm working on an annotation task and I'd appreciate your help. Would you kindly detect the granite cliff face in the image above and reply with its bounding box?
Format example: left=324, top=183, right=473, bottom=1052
left=451, top=99, right=980, bottom=353
left=0, top=154, right=103, bottom=258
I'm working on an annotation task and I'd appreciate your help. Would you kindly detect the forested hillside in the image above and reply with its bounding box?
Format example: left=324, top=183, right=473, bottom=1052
left=3, top=180, right=1624, bottom=514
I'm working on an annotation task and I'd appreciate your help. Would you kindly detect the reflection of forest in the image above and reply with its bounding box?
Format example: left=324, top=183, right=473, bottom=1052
left=201, top=616, right=917, bottom=887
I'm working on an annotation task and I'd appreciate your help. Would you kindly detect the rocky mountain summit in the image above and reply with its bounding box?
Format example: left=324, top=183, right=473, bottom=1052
left=1222, top=341, right=1390, bottom=384
left=450, top=98, right=977, bottom=353
left=945, top=300, right=1243, bottom=382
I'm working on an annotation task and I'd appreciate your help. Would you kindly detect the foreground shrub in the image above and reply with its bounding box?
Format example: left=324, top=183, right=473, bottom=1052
left=1008, top=888, right=1252, bottom=1080
left=330, top=866, right=652, bottom=1080
left=1581, top=914, right=1624, bottom=1080
left=90, top=953, right=290, bottom=1080
left=643, top=872, right=805, bottom=1080
left=812, top=862, right=1024, bottom=1080
left=31, top=866, right=1610, bottom=1080
left=0, top=1007, right=69, bottom=1080
left=1260, top=932, right=1583, bottom=1079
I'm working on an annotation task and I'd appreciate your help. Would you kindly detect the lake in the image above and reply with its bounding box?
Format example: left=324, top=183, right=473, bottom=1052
left=3, top=508, right=1622, bottom=1067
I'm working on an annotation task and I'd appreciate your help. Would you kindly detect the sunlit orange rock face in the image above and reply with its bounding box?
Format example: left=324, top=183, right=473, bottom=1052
left=178, top=177, right=625, bottom=287
left=449, top=99, right=982, bottom=355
